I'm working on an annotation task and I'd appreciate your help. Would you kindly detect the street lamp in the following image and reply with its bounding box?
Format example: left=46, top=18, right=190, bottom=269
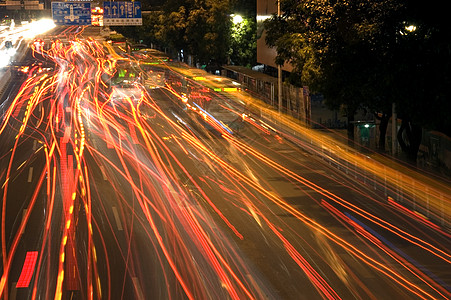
left=405, top=25, right=416, bottom=32
left=400, top=23, right=417, bottom=35
left=232, top=14, right=243, bottom=25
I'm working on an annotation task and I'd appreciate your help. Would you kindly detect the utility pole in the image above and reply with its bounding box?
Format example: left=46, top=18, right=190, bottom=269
left=277, top=0, right=282, bottom=114
left=392, top=102, right=397, bottom=155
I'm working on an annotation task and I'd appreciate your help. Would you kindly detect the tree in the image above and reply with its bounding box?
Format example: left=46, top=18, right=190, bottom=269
left=112, top=12, right=163, bottom=48
left=115, top=0, right=234, bottom=66
left=264, top=0, right=450, bottom=159
left=265, top=0, right=402, bottom=141
left=156, top=0, right=233, bottom=66
left=115, top=0, right=259, bottom=69
left=159, top=5, right=188, bottom=54
left=229, top=15, right=256, bottom=67
left=228, top=0, right=257, bottom=67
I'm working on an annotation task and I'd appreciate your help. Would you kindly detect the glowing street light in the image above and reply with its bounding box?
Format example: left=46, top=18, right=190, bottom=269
left=405, top=25, right=417, bottom=32
left=232, top=14, right=243, bottom=25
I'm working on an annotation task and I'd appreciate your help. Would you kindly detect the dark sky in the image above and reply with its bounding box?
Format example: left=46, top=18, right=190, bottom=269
left=234, top=0, right=256, bottom=16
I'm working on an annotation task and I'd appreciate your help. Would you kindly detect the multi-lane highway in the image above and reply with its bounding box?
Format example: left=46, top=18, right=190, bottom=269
left=0, top=24, right=450, bottom=300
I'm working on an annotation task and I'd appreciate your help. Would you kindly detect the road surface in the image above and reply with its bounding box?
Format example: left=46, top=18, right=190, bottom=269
left=0, top=25, right=450, bottom=300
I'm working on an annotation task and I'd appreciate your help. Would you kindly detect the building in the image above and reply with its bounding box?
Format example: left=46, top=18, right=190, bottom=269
left=256, top=0, right=292, bottom=72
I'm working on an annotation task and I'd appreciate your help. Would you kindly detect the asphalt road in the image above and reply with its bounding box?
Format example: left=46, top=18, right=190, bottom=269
left=0, top=25, right=450, bottom=300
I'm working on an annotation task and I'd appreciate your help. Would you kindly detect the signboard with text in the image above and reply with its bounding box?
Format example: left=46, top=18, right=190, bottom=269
left=52, top=2, right=91, bottom=25
left=103, top=1, right=142, bottom=26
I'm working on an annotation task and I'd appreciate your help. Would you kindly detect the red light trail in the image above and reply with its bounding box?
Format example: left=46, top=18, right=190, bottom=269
left=0, top=26, right=449, bottom=299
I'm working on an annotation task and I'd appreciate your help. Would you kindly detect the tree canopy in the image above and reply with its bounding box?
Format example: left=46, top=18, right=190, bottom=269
left=264, top=0, right=451, bottom=157
left=114, top=0, right=258, bottom=68
left=157, top=0, right=233, bottom=66
left=229, top=15, right=257, bottom=67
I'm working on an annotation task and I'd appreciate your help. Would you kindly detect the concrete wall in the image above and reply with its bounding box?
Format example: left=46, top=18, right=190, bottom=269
left=256, top=0, right=293, bottom=72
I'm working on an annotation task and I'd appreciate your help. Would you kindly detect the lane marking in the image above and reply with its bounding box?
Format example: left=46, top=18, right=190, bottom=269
left=132, top=277, right=145, bottom=300
left=112, top=206, right=123, bottom=231
left=99, top=165, right=108, bottom=181
left=27, top=167, right=33, bottom=183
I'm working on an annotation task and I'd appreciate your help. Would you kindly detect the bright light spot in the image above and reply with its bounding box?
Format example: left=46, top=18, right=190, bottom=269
left=401, top=24, right=417, bottom=35
left=224, top=87, right=238, bottom=92
left=6, top=48, right=16, bottom=56
left=257, top=15, right=271, bottom=22
left=0, top=18, right=56, bottom=68
left=0, top=52, right=10, bottom=68
left=232, top=14, right=243, bottom=24
left=22, top=19, right=56, bottom=39
left=405, top=25, right=416, bottom=32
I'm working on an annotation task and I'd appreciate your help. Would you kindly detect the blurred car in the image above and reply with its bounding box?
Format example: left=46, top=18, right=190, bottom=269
left=110, top=82, right=143, bottom=103
left=32, top=38, right=44, bottom=52
left=143, top=70, right=165, bottom=89
left=10, top=61, right=53, bottom=76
